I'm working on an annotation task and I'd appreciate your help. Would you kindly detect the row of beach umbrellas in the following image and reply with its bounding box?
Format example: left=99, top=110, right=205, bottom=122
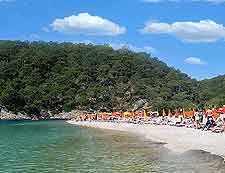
left=98, top=106, right=225, bottom=119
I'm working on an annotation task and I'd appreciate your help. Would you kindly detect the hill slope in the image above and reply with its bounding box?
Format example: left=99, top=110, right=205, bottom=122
left=0, top=41, right=200, bottom=116
left=199, top=75, right=225, bottom=107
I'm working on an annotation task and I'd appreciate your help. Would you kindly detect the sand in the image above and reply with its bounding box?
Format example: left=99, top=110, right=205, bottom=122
left=67, top=121, right=225, bottom=157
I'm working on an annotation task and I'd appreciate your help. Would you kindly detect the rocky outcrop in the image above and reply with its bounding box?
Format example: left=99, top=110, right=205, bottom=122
left=0, top=109, right=89, bottom=121
left=52, top=110, right=83, bottom=120
left=50, top=113, right=73, bottom=120
left=0, top=111, right=31, bottom=120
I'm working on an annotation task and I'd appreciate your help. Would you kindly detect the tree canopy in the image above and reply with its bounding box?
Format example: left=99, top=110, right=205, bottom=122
left=0, top=40, right=219, bottom=117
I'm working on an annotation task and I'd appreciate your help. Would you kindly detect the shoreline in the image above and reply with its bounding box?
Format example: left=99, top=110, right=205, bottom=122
left=0, top=119, right=70, bottom=122
left=67, top=121, right=225, bottom=158
left=0, top=112, right=72, bottom=121
left=0, top=117, right=72, bottom=121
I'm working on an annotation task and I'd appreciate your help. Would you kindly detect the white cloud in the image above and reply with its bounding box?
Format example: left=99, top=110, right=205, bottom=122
left=193, top=0, right=225, bottom=4
left=29, top=33, right=40, bottom=40
left=143, top=0, right=179, bottom=2
left=184, top=57, right=205, bottom=65
left=51, top=13, right=126, bottom=36
left=110, top=43, right=155, bottom=53
left=73, top=41, right=155, bottom=54
left=141, top=20, right=225, bottom=43
left=143, top=0, right=161, bottom=2
left=41, top=27, right=50, bottom=33
left=143, top=0, right=225, bottom=3
left=0, top=0, right=14, bottom=2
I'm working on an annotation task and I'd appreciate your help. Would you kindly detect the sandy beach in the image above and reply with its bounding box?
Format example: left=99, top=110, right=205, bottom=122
left=67, top=121, right=225, bottom=157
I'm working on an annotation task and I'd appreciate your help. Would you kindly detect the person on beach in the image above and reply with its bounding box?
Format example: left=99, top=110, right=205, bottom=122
left=191, top=112, right=196, bottom=128
left=198, top=110, right=204, bottom=123
left=203, top=112, right=217, bottom=131
left=222, top=118, right=225, bottom=133
left=212, top=117, right=225, bottom=133
left=195, top=110, right=201, bottom=129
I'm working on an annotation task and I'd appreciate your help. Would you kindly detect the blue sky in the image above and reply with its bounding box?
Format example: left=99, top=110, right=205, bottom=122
left=1, top=0, right=225, bottom=80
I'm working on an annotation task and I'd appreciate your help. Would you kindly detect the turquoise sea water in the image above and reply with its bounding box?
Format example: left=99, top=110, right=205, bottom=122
left=0, top=121, right=224, bottom=173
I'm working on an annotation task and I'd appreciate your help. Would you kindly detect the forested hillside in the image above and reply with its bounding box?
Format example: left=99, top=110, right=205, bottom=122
left=0, top=40, right=203, bottom=117
left=199, top=75, right=225, bottom=107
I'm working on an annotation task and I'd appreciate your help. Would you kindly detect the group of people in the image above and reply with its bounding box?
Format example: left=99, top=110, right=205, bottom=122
left=156, top=109, right=225, bottom=133
left=201, top=111, right=225, bottom=132
left=73, top=109, right=225, bottom=133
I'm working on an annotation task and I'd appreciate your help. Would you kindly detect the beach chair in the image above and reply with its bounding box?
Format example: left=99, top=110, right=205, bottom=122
left=212, top=125, right=225, bottom=133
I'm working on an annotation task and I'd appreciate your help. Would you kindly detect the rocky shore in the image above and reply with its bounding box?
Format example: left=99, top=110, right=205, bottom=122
left=0, top=109, right=83, bottom=121
left=0, top=111, right=73, bottom=121
left=0, top=111, right=31, bottom=120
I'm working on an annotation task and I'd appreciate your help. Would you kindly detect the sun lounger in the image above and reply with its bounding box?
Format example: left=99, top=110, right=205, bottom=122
left=212, top=125, right=225, bottom=133
left=176, top=122, right=185, bottom=127
left=185, top=124, right=193, bottom=128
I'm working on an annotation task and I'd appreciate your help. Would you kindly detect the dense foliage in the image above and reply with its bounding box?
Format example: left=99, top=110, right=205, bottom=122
left=0, top=40, right=207, bottom=117
left=199, top=76, right=225, bottom=108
